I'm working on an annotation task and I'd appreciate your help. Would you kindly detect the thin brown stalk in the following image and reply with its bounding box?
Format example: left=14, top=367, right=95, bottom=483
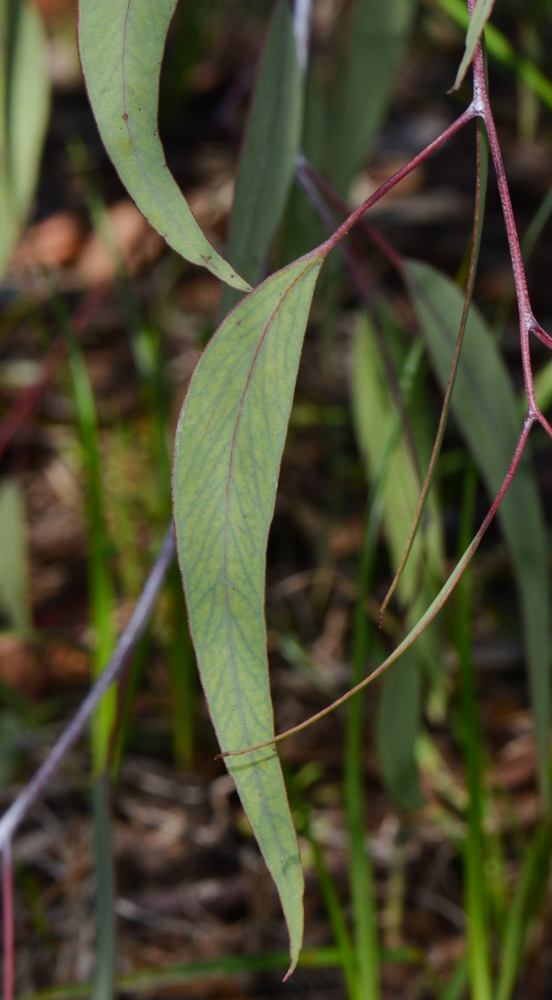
left=379, top=119, right=488, bottom=624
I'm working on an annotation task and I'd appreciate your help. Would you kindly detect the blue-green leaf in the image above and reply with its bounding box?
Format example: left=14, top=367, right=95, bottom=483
left=173, top=248, right=328, bottom=971
left=78, top=0, right=250, bottom=292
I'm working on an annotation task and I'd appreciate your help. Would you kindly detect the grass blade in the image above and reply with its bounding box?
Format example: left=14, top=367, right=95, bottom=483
left=173, top=249, right=328, bottom=971
left=496, top=825, right=552, bottom=1000
left=221, top=0, right=302, bottom=316
left=0, top=479, right=31, bottom=638
left=77, top=0, right=249, bottom=291
left=456, top=463, right=492, bottom=1000
left=91, top=775, right=116, bottom=1000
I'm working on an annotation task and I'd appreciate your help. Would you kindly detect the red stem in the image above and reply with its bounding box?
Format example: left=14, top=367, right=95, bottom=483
left=323, top=105, right=476, bottom=255
left=2, top=845, right=14, bottom=1000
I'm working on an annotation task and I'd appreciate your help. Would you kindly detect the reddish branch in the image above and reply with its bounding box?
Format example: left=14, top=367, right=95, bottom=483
left=222, top=11, right=552, bottom=759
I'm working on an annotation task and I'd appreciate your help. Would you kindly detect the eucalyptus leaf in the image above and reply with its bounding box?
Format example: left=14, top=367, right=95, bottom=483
left=221, top=0, right=302, bottom=317
left=78, top=0, right=250, bottom=292
left=408, top=259, right=552, bottom=804
left=173, top=248, right=328, bottom=970
left=451, top=0, right=496, bottom=92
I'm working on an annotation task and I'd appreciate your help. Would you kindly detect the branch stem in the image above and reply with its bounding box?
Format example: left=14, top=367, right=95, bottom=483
left=219, top=419, right=534, bottom=759
left=0, top=527, right=176, bottom=851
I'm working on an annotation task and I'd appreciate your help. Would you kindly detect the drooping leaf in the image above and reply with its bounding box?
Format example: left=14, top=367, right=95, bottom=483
left=77, top=0, right=250, bottom=292
left=408, top=259, right=552, bottom=804
left=0, top=0, right=50, bottom=276
left=0, top=479, right=31, bottom=637
left=329, top=0, right=412, bottom=197
left=173, top=249, right=328, bottom=971
left=221, top=0, right=302, bottom=317
left=451, top=0, right=496, bottom=92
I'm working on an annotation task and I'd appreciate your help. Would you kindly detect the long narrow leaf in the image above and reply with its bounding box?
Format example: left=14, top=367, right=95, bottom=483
left=77, top=0, right=250, bottom=292
left=0, top=0, right=49, bottom=275
left=329, top=0, right=412, bottom=196
left=408, top=260, right=552, bottom=805
left=173, top=248, right=328, bottom=971
left=221, top=0, right=302, bottom=317
left=451, top=0, right=496, bottom=92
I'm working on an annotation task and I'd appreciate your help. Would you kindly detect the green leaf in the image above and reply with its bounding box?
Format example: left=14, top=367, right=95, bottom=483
left=173, top=249, right=327, bottom=971
left=0, top=479, right=31, bottom=637
left=329, top=0, right=412, bottom=196
left=451, top=0, right=496, bottom=92
left=0, top=0, right=50, bottom=276
left=77, top=0, right=250, bottom=292
left=351, top=314, right=443, bottom=811
left=221, top=0, right=302, bottom=317
left=408, top=259, right=552, bottom=805
left=351, top=315, right=444, bottom=607
left=376, top=651, right=424, bottom=812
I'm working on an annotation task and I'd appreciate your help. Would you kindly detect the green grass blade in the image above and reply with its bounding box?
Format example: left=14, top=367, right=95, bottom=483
left=0, top=0, right=49, bottom=276
left=59, top=310, right=116, bottom=773
left=0, top=479, right=32, bottom=638
left=77, top=0, right=249, bottom=291
left=17, top=946, right=423, bottom=1000
left=451, top=0, right=496, bottom=92
left=408, top=259, right=552, bottom=808
left=285, top=764, right=358, bottom=1000
left=351, top=315, right=442, bottom=810
left=346, top=339, right=424, bottom=1000
left=456, top=464, right=492, bottom=1000
left=434, top=0, right=552, bottom=110
left=329, top=0, right=412, bottom=196
left=221, top=0, right=302, bottom=317
left=440, top=956, right=469, bottom=1000
left=496, top=825, right=552, bottom=1000
left=91, top=775, right=116, bottom=1000
left=173, top=249, right=328, bottom=972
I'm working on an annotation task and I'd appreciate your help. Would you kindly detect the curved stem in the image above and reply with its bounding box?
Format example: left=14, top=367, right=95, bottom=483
left=219, top=420, right=534, bottom=759
left=379, top=117, right=489, bottom=623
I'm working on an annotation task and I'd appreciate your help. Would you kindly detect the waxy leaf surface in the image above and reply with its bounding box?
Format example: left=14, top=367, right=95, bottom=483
left=221, top=0, right=302, bottom=317
left=173, top=251, right=327, bottom=970
left=78, top=0, right=249, bottom=291
left=409, top=260, right=552, bottom=802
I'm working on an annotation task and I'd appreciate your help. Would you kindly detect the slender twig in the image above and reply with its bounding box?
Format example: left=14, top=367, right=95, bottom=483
left=219, top=417, right=534, bottom=760
left=0, top=526, right=175, bottom=850
left=321, top=106, right=476, bottom=254
left=295, top=156, right=421, bottom=481
left=2, top=843, right=14, bottom=1000
left=379, top=119, right=489, bottom=623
